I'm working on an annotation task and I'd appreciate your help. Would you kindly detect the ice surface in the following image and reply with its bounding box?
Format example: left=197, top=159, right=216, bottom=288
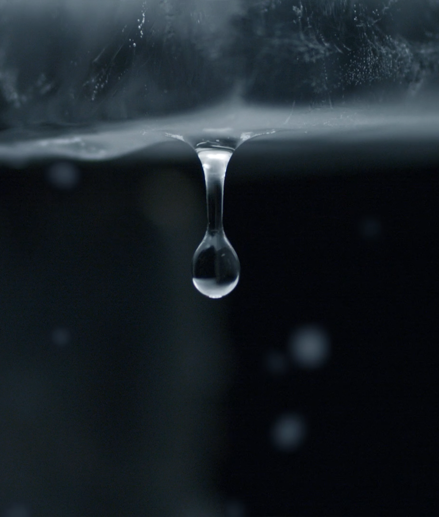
left=0, top=101, right=438, bottom=167
left=0, top=0, right=438, bottom=167
left=0, top=0, right=439, bottom=127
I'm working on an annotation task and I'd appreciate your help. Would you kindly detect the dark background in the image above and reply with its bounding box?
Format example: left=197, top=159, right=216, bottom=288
left=0, top=138, right=439, bottom=516
left=1, top=1, right=439, bottom=515
left=225, top=150, right=439, bottom=516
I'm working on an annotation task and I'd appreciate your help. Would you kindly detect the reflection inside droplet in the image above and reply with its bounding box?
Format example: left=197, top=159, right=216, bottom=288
left=192, top=230, right=240, bottom=298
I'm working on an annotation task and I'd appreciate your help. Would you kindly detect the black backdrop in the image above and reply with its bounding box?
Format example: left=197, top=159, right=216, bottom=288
left=0, top=139, right=439, bottom=516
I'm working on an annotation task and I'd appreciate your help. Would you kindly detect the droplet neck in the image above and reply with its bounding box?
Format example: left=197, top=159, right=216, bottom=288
left=206, top=174, right=223, bottom=232
left=197, top=148, right=231, bottom=233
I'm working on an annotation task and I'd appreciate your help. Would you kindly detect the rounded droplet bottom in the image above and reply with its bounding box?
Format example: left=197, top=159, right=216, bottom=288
left=192, top=231, right=240, bottom=299
left=193, top=277, right=239, bottom=299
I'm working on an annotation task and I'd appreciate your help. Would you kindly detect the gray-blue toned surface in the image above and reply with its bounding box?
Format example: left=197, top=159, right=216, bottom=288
left=1, top=2, right=439, bottom=515
left=0, top=0, right=438, bottom=129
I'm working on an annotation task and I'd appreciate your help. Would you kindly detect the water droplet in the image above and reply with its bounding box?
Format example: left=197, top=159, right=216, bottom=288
left=192, top=148, right=240, bottom=299
left=192, top=230, right=240, bottom=298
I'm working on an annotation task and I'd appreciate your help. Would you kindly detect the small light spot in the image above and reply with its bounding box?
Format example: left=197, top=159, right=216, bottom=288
left=51, top=328, right=71, bottom=347
left=3, top=505, right=30, bottom=517
left=2, top=369, right=48, bottom=418
left=265, top=350, right=288, bottom=375
left=271, top=413, right=307, bottom=452
left=359, top=216, right=382, bottom=240
left=225, top=500, right=246, bottom=517
left=141, top=170, right=198, bottom=230
left=289, top=325, right=330, bottom=369
left=46, top=162, right=80, bottom=189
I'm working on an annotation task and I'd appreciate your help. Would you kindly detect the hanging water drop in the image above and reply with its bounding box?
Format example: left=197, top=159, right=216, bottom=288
left=192, top=147, right=240, bottom=299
